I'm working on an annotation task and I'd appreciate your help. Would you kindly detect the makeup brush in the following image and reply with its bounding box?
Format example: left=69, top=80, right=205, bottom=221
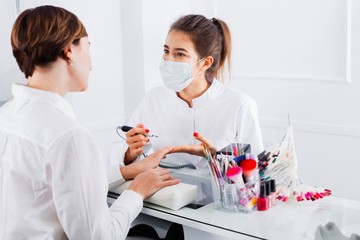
left=226, top=167, right=247, bottom=204
left=239, top=159, right=257, bottom=183
left=226, top=167, right=244, bottom=186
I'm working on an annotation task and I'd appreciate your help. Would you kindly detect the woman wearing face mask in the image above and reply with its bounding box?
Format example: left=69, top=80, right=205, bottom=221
left=114, top=14, right=263, bottom=203
left=0, top=6, right=180, bottom=239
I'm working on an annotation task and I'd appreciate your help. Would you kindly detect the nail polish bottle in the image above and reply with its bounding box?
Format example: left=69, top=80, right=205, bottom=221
left=257, top=183, right=269, bottom=211
left=270, top=179, right=276, bottom=206
left=266, top=180, right=271, bottom=207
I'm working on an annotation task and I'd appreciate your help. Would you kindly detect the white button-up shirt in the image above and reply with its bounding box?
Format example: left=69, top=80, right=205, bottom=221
left=0, top=84, right=142, bottom=240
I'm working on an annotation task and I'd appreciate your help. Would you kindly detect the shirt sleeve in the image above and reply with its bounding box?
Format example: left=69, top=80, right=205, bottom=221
left=48, top=128, right=143, bottom=240
left=107, top=164, right=126, bottom=190
left=235, top=98, right=264, bottom=157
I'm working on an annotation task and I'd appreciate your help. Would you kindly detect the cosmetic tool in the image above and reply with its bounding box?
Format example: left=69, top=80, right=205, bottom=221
left=239, top=159, right=257, bottom=183
left=226, top=167, right=245, bottom=188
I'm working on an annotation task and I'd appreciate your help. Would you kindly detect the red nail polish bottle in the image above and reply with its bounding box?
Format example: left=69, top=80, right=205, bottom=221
left=257, top=183, right=269, bottom=211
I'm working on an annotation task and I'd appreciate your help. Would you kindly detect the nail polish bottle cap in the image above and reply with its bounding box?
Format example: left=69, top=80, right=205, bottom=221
left=266, top=180, right=271, bottom=196
left=270, top=179, right=276, bottom=193
left=257, top=151, right=266, bottom=161
left=260, top=183, right=267, bottom=198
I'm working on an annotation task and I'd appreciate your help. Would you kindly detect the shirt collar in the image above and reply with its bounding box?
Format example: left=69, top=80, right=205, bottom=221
left=11, top=84, right=76, bottom=119
left=192, top=78, right=224, bottom=107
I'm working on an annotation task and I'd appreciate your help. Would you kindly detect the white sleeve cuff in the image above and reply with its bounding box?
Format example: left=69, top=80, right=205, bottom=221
left=111, top=190, right=143, bottom=222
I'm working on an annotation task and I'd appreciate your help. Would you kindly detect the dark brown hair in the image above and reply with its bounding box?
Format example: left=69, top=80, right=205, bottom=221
left=11, top=5, right=87, bottom=78
left=170, top=14, right=231, bottom=81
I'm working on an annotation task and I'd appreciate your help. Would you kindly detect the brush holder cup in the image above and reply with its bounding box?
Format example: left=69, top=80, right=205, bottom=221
left=212, top=172, right=260, bottom=213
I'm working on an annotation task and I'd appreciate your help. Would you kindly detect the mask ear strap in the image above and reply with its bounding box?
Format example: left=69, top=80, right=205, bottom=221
left=196, top=58, right=205, bottom=63
left=196, top=58, right=206, bottom=71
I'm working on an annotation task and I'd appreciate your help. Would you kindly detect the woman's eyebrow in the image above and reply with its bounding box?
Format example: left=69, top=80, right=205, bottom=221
left=175, top=48, right=188, bottom=53
left=163, top=44, right=189, bottom=53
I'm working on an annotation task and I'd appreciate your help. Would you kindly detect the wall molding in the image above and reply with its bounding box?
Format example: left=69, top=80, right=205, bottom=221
left=346, top=0, right=352, bottom=84
left=261, top=117, right=360, bottom=138
left=232, top=0, right=352, bottom=86
left=231, top=75, right=350, bottom=85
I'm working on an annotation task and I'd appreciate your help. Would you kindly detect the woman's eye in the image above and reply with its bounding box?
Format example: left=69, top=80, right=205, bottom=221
left=177, top=52, right=185, bottom=57
left=163, top=49, right=169, bottom=54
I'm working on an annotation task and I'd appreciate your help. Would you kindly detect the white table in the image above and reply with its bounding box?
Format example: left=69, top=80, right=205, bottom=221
left=107, top=192, right=360, bottom=240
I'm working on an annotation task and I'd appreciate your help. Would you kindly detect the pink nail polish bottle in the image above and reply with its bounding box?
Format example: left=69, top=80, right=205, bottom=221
left=270, top=179, right=276, bottom=206
left=266, top=180, right=271, bottom=207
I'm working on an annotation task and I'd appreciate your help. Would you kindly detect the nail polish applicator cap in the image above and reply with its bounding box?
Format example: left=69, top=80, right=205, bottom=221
left=270, top=179, right=276, bottom=193
left=260, top=182, right=267, bottom=198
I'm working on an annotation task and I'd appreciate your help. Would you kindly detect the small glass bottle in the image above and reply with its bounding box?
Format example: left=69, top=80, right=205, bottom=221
left=270, top=179, right=276, bottom=206
left=266, top=180, right=271, bottom=207
left=257, top=183, right=269, bottom=211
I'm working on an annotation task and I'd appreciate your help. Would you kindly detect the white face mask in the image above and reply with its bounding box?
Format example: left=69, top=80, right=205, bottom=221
left=159, top=58, right=204, bottom=92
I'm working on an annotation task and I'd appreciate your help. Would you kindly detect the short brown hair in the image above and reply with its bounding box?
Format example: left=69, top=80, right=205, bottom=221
left=11, top=5, right=87, bottom=78
left=170, top=15, right=231, bottom=82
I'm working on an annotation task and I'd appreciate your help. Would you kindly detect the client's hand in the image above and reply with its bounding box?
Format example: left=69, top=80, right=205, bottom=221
left=135, top=146, right=173, bottom=171
left=171, top=132, right=217, bottom=157
left=124, top=123, right=150, bottom=163
left=128, top=168, right=180, bottom=200
left=120, top=146, right=173, bottom=180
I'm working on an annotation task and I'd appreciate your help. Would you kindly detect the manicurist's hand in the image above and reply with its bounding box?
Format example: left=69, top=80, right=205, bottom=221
left=124, top=123, right=150, bottom=163
left=128, top=168, right=180, bottom=200
left=171, top=132, right=217, bottom=157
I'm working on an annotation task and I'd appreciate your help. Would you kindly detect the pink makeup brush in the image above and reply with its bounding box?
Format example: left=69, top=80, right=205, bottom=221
left=226, top=167, right=247, bottom=205
left=226, top=167, right=245, bottom=188
left=239, top=159, right=257, bottom=183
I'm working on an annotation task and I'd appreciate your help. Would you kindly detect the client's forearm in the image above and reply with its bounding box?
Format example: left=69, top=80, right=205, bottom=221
left=120, top=162, right=143, bottom=180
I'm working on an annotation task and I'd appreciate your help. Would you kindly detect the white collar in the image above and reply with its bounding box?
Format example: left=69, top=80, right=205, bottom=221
left=11, top=84, right=76, bottom=119
left=191, top=78, right=224, bottom=107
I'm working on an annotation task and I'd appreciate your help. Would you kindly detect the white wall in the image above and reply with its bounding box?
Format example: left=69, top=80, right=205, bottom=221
left=0, top=0, right=26, bottom=105
left=123, top=0, right=360, bottom=201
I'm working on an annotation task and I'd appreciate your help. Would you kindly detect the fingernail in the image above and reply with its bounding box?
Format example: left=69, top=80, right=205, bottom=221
left=193, top=132, right=199, bottom=137
left=145, top=129, right=149, bottom=133
left=147, top=139, right=150, bottom=142
left=139, top=124, right=144, bottom=128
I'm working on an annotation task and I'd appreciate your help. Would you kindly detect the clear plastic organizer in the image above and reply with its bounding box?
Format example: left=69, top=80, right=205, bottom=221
left=212, top=171, right=260, bottom=213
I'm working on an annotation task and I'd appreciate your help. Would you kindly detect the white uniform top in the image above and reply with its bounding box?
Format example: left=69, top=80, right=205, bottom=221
left=0, top=84, right=142, bottom=240
left=113, top=79, right=264, bottom=168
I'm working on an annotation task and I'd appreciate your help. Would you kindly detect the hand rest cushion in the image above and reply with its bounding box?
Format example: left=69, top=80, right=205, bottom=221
left=110, top=181, right=197, bottom=211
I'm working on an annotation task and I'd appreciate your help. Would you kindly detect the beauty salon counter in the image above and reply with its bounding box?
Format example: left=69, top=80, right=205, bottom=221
left=107, top=191, right=360, bottom=240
